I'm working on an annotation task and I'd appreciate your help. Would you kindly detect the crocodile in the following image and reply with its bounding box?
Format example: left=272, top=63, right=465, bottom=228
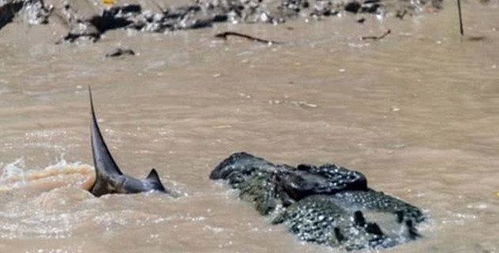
left=210, top=152, right=425, bottom=250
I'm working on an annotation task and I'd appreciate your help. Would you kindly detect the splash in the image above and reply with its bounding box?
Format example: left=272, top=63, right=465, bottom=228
left=0, top=157, right=96, bottom=194
left=0, top=158, right=26, bottom=184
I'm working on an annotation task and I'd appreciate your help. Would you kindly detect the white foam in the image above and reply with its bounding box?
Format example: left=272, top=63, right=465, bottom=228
left=0, top=156, right=95, bottom=193
left=0, top=158, right=26, bottom=186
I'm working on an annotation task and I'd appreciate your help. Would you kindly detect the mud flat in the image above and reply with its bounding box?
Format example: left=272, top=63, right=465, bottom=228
left=1, top=0, right=441, bottom=42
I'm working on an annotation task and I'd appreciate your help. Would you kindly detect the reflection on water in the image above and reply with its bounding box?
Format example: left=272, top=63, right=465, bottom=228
left=1, top=0, right=499, bottom=252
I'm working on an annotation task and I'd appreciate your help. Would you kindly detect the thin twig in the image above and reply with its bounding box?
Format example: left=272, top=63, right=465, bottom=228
left=361, top=29, right=391, bottom=41
left=151, top=0, right=166, bottom=13
left=457, top=0, right=464, bottom=36
left=215, top=32, right=283, bottom=45
left=395, top=10, right=407, bottom=20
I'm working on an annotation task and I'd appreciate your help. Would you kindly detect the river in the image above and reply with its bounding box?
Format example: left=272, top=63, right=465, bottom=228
left=0, top=0, right=498, bottom=252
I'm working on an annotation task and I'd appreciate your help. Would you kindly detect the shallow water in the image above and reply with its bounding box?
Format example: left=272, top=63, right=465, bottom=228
left=0, top=160, right=94, bottom=194
left=1, top=0, right=499, bottom=252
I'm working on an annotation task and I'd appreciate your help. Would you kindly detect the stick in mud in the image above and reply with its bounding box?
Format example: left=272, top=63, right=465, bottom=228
left=457, top=0, right=464, bottom=36
left=361, top=29, right=391, bottom=40
left=395, top=10, right=407, bottom=20
left=215, top=32, right=283, bottom=45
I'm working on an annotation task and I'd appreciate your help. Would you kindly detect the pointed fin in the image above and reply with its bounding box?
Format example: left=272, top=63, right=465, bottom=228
left=89, top=86, right=123, bottom=179
left=146, top=168, right=166, bottom=192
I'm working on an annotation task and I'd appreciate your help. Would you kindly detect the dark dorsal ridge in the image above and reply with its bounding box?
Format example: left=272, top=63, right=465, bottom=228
left=146, top=168, right=167, bottom=192
left=88, top=86, right=168, bottom=196
left=89, top=86, right=124, bottom=178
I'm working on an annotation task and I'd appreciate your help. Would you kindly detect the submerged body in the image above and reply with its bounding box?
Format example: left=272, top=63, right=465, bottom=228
left=211, top=152, right=425, bottom=250
left=89, top=87, right=169, bottom=197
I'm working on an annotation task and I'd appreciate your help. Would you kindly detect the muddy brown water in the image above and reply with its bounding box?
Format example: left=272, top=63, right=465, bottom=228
left=1, top=0, right=499, bottom=252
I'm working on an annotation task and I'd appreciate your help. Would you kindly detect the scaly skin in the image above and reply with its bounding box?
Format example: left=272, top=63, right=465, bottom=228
left=238, top=171, right=280, bottom=215
left=211, top=152, right=426, bottom=250
left=273, top=195, right=398, bottom=250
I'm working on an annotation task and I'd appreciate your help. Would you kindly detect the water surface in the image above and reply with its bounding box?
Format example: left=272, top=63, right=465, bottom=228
left=1, top=1, right=499, bottom=252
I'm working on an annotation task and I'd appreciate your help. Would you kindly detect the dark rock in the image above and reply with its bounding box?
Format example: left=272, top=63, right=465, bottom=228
left=345, top=1, right=362, bottom=13
left=0, top=0, right=51, bottom=30
left=0, top=1, right=23, bottom=30
left=105, top=48, right=135, bottom=58
left=361, top=3, right=381, bottom=13
left=63, top=21, right=101, bottom=43
left=212, top=14, right=228, bottom=23
left=310, top=0, right=336, bottom=17
left=2, top=0, right=444, bottom=39
left=108, top=4, right=142, bottom=16
left=22, top=0, right=52, bottom=25
left=89, top=13, right=132, bottom=33
left=210, top=152, right=426, bottom=250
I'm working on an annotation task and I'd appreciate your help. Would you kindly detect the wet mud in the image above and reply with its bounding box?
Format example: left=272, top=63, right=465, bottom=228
left=1, top=0, right=442, bottom=42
